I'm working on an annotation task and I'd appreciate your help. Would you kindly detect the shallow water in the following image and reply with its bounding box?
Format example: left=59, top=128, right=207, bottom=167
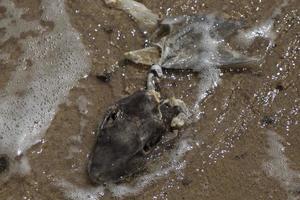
left=0, top=0, right=299, bottom=199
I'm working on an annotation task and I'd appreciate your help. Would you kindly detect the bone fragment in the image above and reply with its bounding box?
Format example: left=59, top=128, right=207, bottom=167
left=147, top=89, right=161, bottom=103
left=171, top=114, right=186, bottom=128
left=168, top=97, right=191, bottom=128
left=124, top=46, right=160, bottom=65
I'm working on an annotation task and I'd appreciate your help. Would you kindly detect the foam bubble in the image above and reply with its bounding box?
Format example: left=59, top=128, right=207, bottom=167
left=0, top=0, right=91, bottom=158
left=56, top=179, right=105, bottom=200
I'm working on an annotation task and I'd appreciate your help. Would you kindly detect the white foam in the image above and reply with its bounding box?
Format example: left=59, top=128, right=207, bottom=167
left=77, top=95, right=90, bottom=115
left=109, top=138, right=192, bottom=197
left=66, top=146, right=82, bottom=160
left=237, top=0, right=289, bottom=48
left=263, top=130, right=300, bottom=200
left=158, top=15, right=249, bottom=107
left=58, top=137, right=193, bottom=199
left=192, top=15, right=222, bottom=105
left=237, top=19, right=276, bottom=47
left=56, top=179, right=105, bottom=200
left=17, top=156, right=31, bottom=175
left=66, top=117, right=88, bottom=159
left=0, top=0, right=91, bottom=158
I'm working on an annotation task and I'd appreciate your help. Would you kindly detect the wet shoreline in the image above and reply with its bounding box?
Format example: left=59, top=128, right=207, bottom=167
left=0, top=0, right=299, bottom=199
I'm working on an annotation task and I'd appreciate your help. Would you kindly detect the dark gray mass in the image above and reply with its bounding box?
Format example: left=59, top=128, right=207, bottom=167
left=0, top=155, right=9, bottom=174
left=88, top=90, right=185, bottom=184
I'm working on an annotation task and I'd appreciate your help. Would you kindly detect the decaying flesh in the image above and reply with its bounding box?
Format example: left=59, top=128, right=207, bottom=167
left=88, top=0, right=259, bottom=184
left=88, top=90, right=188, bottom=184
left=125, top=15, right=257, bottom=69
left=105, top=0, right=258, bottom=102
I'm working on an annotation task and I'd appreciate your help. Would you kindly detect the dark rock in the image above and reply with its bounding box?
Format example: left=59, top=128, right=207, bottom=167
left=96, top=72, right=111, bottom=83
left=275, top=84, right=284, bottom=91
left=261, top=116, right=275, bottom=126
left=0, top=155, right=8, bottom=173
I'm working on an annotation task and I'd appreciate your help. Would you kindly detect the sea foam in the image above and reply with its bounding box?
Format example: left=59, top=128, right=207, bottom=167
left=0, top=0, right=91, bottom=158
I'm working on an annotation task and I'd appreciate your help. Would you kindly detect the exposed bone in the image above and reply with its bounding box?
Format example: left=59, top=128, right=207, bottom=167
left=168, top=97, right=190, bottom=115
left=168, top=97, right=191, bottom=128
left=146, top=65, right=163, bottom=91
left=150, top=64, right=163, bottom=77
left=171, top=114, right=186, bottom=128
left=147, top=89, right=160, bottom=103
left=124, top=46, right=160, bottom=65
left=147, top=73, right=156, bottom=91
left=104, top=0, right=159, bottom=33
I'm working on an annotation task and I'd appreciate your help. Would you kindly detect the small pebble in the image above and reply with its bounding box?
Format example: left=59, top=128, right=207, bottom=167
left=261, top=115, right=275, bottom=125
left=96, top=72, right=111, bottom=83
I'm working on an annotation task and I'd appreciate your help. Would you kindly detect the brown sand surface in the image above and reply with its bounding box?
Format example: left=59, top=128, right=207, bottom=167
left=0, top=0, right=299, bottom=199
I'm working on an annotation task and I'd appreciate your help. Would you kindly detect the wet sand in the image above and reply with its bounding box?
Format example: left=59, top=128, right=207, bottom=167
left=0, top=0, right=299, bottom=199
